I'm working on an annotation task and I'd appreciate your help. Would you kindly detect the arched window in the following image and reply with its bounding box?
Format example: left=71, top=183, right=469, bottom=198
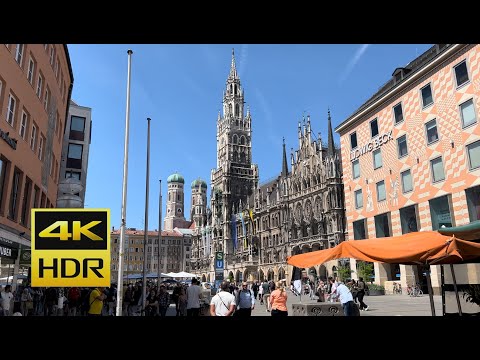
left=168, top=193, right=171, bottom=201
left=233, top=151, right=238, bottom=162
left=234, top=84, right=237, bottom=95
left=235, top=104, right=239, bottom=117
left=230, top=84, right=233, bottom=94
left=240, top=136, right=245, bottom=145
left=228, top=104, right=232, bottom=114
left=232, top=134, right=238, bottom=144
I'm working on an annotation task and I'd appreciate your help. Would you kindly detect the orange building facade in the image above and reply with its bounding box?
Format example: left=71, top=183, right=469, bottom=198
left=0, top=44, right=73, bottom=278
left=336, top=44, right=480, bottom=293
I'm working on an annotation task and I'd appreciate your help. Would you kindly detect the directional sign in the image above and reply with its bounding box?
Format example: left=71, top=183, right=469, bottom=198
left=215, top=252, right=224, bottom=280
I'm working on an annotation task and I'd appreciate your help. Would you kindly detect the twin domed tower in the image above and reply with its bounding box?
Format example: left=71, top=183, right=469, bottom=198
left=164, top=172, right=208, bottom=231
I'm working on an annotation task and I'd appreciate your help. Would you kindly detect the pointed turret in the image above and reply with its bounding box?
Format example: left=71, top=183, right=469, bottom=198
left=229, top=48, right=238, bottom=79
left=327, top=109, right=335, bottom=157
left=282, top=137, right=289, bottom=177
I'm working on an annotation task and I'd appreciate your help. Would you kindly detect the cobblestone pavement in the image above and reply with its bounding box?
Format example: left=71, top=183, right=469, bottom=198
left=164, top=289, right=443, bottom=316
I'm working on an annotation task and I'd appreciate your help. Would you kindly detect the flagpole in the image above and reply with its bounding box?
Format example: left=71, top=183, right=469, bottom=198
left=157, top=180, right=162, bottom=288
left=141, top=117, right=151, bottom=316
left=116, top=49, right=133, bottom=316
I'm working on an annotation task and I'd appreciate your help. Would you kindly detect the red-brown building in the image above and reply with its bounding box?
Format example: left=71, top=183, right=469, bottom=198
left=0, top=44, right=73, bottom=279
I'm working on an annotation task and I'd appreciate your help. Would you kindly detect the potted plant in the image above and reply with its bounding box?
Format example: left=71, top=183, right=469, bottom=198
left=366, top=283, right=385, bottom=296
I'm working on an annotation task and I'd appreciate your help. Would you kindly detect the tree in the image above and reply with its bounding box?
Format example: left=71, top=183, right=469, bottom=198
left=337, top=264, right=353, bottom=281
left=357, top=261, right=374, bottom=282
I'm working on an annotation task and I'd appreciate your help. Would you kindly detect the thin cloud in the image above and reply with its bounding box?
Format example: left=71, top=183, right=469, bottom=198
left=338, top=44, right=370, bottom=85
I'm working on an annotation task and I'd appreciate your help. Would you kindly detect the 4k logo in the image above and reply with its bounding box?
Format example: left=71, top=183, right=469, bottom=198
left=31, top=209, right=110, bottom=287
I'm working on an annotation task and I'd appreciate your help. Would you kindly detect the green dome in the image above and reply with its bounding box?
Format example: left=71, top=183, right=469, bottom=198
left=191, top=178, right=207, bottom=189
left=167, top=173, right=185, bottom=184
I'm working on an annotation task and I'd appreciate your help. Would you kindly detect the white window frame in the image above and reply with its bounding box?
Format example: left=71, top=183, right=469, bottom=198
left=38, top=135, right=44, bottom=161
left=401, top=169, right=413, bottom=194
left=430, top=156, right=446, bottom=183
left=420, top=83, right=434, bottom=109
left=49, top=45, right=55, bottom=65
left=393, top=102, right=404, bottom=125
left=454, top=59, right=470, bottom=89
left=373, top=148, right=383, bottom=169
left=370, top=118, right=379, bottom=138
left=27, top=57, right=35, bottom=84
left=15, top=44, right=24, bottom=66
left=30, top=124, right=37, bottom=151
left=425, top=118, right=439, bottom=145
left=44, top=87, right=49, bottom=110
left=466, top=140, right=480, bottom=171
left=376, top=180, right=386, bottom=202
left=36, top=74, right=43, bottom=99
left=19, top=110, right=28, bottom=139
left=397, top=134, right=408, bottom=158
left=6, top=94, right=16, bottom=127
left=354, top=189, right=363, bottom=209
left=352, top=159, right=360, bottom=179
left=459, top=98, right=477, bottom=129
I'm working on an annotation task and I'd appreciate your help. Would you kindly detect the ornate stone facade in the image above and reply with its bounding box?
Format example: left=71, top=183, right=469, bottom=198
left=190, top=50, right=346, bottom=284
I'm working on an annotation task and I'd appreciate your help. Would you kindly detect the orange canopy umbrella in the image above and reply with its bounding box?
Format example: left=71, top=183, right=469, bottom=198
left=286, top=231, right=480, bottom=268
left=287, top=230, right=480, bottom=316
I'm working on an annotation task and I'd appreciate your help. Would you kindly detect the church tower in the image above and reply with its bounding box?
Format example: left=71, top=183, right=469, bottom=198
left=191, top=178, right=207, bottom=228
left=164, top=172, right=186, bottom=231
left=211, top=49, right=259, bottom=255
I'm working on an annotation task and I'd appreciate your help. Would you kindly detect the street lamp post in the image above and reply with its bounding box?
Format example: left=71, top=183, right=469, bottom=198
left=141, top=117, right=151, bottom=315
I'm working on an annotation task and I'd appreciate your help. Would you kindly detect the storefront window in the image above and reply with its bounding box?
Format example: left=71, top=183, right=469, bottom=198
left=429, top=195, right=453, bottom=230
left=465, top=185, right=480, bottom=222
left=374, top=212, right=391, bottom=238
left=400, top=205, right=418, bottom=234
left=353, top=219, right=367, bottom=240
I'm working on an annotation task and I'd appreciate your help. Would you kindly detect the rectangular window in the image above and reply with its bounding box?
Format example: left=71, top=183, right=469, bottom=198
left=429, top=195, right=454, bottom=230
left=44, top=87, right=49, bottom=110
left=30, top=123, right=37, bottom=151
left=65, top=171, right=81, bottom=180
left=15, top=44, right=24, bottom=66
left=397, top=134, right=408, bottom=158
left=354, top=189, right=363, bottom=209
left=376, top=180, right=386, bottom=202
left=373, top=148, right=382, bottom=169
left=54, top=57, right=59, bottom=78
left=393, top=102, right=404, bottom=124
left=370, top=118, right=379, bottom=138
left=350, top=132, right=357, bottom=149
left=421, top=83, right=433, bottom=108
left=401, top=169, right=413, bottom=193
left=19, top=110, right=28, bottom=139
left=454, top=60, right=469, bottom=87
left=6, top=94, right=16, bottom=126
left=69, top=115, right=86, bottom=141
left=466, top=185, right=480, bottom=222
left=352, top=159, right=360, bottom=179
left=20, top=177, right=32, bottom=226
left=460, top=98, right=476, bottom=128
left=9, top=168, right=22, bottom=220
left=50, top=45, right=55, bottom=65
left=400, top=205, right=418, bottom=234
left=67, top=143, right=83, bottom=169
left=467, top=140, right=480, bottom=170
left=36, top=74, right=43, bottom=98
left=374, top=212, right=391, bottom=238
left=425, top=119, right=439, bottom=144
left=27, top=57, right=35, bottom=84
left=0, top=157, right=9, bottom=212
left=38, top=135, right=45, bottom=161
left=431, top=157, right=445, bottom=183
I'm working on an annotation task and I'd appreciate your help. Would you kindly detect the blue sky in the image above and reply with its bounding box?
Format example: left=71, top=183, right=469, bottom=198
left=68, top=44, right=432, bottom=230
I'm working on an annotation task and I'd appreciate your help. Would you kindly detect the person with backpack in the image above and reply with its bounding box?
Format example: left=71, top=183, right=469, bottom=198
left=356, top=277, right=369, bottom=311
left=234, top=282, right=255, bottom=317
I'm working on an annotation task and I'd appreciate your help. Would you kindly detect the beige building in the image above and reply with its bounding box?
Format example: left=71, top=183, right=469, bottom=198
left=336, top=44, right=480, bottom=294
left=0, top=44, right=73, bottom=280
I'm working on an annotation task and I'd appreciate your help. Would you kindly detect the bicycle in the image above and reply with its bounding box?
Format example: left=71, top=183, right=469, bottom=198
left=408, top=283, right=423, bottom=297
left=393, top=282, right=402, bottom=294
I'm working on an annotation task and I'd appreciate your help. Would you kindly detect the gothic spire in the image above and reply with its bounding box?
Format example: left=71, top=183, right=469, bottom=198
left=327, top=108, right=335, bottom=156
left=282, top=137, right=289, bottom=177
left=229, top=48, right=238, bottom=79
